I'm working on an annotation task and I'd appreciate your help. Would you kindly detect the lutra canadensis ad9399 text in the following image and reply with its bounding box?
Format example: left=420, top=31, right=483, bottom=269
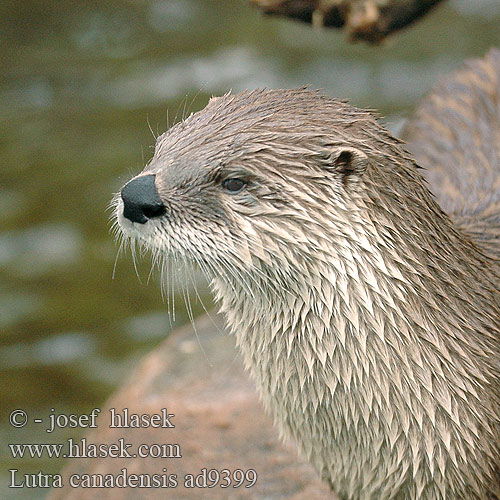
left=114, top=51, right=500, bottom=500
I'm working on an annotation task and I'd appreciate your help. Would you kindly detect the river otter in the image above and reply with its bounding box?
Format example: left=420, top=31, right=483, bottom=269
left=115, top=58, right=500, bottom=499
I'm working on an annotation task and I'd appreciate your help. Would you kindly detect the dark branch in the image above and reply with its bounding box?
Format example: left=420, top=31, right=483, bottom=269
left=250, top=0, right=445, bottom=44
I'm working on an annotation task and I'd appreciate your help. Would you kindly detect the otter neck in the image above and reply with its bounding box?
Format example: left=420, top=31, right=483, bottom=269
left=214, top=169, right=499, bottom=375
left=211, top=167, right=500, bottom=484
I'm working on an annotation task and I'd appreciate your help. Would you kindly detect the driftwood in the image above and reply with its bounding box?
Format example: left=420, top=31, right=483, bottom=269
left=250, top=0, right=445, bottom=43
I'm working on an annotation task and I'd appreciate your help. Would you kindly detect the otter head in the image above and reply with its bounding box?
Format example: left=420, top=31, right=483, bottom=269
left=115, top=88, right=419, bottom=304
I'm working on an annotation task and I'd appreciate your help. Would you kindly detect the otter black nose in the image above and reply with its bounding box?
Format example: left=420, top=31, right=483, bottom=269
left=121, top=174, right=165, bottom=224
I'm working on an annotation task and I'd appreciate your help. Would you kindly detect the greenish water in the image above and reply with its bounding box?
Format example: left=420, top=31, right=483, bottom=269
left=0, top=0, right=499, bottom=497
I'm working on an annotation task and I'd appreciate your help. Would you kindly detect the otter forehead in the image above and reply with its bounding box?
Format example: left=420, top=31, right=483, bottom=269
left=151, top=89, right=369, bottom=158
left=141, top=88, right=386, bottom=188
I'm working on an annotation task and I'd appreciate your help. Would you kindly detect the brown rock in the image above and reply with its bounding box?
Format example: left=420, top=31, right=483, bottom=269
left=48, top=313, right=333, bottom=499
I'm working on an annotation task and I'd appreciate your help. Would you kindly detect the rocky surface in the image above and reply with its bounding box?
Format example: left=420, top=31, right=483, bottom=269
left=48, top=312, right=332, bottom=499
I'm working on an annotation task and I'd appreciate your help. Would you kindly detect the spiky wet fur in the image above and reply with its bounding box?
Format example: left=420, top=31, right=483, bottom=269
left=116, top=88, right=500, bottom=499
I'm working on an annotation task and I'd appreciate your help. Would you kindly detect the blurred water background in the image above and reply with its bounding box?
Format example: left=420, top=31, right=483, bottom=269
left=0, top=0, right=499, bottom=497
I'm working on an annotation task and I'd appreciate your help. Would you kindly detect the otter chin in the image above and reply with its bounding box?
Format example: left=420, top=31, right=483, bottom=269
left=115, top=88, right=500, bottom=500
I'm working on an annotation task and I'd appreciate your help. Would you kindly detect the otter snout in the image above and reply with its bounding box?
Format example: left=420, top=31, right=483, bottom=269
left=120, top=174, right=165, bottom=224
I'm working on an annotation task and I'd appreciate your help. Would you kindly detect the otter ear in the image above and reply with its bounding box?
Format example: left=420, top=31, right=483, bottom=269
left=324, top=147, right=368, bottom=186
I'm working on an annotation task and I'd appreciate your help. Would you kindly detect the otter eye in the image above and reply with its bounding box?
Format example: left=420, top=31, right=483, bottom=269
left=221, top=178, right=246, bottom=193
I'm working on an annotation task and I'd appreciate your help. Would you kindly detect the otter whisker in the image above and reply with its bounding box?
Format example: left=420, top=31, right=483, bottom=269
left=146, top=114, right=157, bottom=141
left=129, top=240, right=142, bottom=285
left=158, top=251, right=171, bottom=316
left=188, top=254, right=226, bottom=338
left=174, top=94, right=188, bottom=127
left=180, top=264, right=212, bottom=367
left=112, top=236, right=126, bottom=281
left=158, top=252, right=172, bottom=321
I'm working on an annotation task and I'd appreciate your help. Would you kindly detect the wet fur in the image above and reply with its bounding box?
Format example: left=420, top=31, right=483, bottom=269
left=116, top=64, right=500, bottom=499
